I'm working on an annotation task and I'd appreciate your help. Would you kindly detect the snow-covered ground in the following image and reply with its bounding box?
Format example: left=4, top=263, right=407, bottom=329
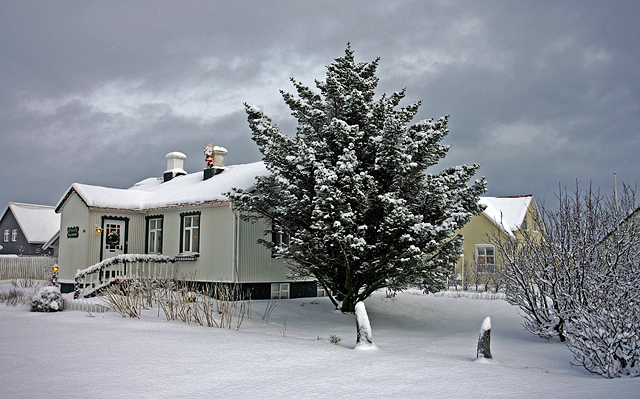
left=1, top=284, right=638, bottom=398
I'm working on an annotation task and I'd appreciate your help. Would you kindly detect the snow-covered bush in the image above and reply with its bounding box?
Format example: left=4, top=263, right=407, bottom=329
left=31, top=286, right=64, bottom=312
left=564, top=299, right=640, bottom=378
left=493, top=184, right=640, bottom=377
left=494, top=228, right=563, bottom=339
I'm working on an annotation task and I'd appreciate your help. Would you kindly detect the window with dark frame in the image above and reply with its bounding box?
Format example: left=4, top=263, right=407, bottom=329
left=147, top=217, right=163, bottom=254
left=181, top=213, right=200, bottom=253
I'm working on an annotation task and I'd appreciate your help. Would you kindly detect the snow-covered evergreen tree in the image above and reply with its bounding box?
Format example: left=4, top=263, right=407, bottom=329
left=231, top=45, right=486, bottom=312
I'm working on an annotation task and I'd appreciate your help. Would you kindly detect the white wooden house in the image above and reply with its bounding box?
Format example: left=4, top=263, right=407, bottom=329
left=55, top=149, right=317, bottom=299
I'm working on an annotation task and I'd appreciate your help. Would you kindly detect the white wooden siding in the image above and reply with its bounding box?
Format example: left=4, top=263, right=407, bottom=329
left=237, top=217, right=290, bottom=282
left=57, top=193, right=90, bottom=280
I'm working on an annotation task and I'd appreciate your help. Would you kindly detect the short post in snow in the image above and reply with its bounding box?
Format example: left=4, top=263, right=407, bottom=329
left=477, top=316, right=492, bottom=359
left=51, top=264, right=59, bottom=287
left=354, top=301, right=377, bottom=350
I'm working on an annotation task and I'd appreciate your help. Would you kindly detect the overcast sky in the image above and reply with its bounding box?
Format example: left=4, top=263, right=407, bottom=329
left=1, top=0, right=638, bottom=213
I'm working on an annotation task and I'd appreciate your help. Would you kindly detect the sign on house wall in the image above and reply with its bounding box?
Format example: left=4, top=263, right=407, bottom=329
left=67, top=226, right=79, bottom=238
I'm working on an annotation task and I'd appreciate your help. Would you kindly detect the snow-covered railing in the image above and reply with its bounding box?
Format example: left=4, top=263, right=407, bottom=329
left=74, top=254, right=177, bottom=298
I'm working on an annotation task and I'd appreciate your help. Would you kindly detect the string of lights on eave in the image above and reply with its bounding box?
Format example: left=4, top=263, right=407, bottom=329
left=87, top=201, right=231, bottom=213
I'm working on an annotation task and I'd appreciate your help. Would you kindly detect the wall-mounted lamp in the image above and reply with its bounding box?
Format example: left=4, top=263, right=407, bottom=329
left=95, top=226, right=102, bottom=234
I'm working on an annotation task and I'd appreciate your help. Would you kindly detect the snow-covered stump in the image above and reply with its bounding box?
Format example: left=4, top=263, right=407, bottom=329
left=477, top=316, right=492, bottom=359
left=31, top=286, right=64, bottom=312
left=354, top=301, right=378, bottom=350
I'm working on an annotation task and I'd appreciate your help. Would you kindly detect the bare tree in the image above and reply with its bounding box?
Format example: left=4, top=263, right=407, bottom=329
left=492, top=184, right=640, bottom=377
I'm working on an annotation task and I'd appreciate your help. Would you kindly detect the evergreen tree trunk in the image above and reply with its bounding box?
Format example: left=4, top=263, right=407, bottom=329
left=340, top=294, right=356, bottom=313
left=355, top=301, right=377, bottom=349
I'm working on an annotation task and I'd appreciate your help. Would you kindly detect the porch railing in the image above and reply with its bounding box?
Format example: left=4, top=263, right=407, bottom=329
left=74, top=254, right=177, bottom=298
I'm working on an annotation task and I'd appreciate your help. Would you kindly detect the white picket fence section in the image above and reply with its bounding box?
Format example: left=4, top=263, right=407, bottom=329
left=64, top=297, right=109, bottom=313
left=0, top=257, right=57, bottom=280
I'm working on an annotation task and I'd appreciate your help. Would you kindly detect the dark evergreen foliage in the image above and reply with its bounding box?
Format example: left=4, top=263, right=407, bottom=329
left=231, top=46, right=486, bottom=312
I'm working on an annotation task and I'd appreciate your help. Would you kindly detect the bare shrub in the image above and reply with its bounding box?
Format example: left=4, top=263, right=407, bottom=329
left=262, top=298, right=277, bottom=323
left=98, top=276, right=252, bottom=331
left=154, top=279, right=249, bottom=330
left=0, top=289, right=28, bottom=306
left=492, top=184, right=640, bottom=377
left=101, top=279, right=146, bottom=318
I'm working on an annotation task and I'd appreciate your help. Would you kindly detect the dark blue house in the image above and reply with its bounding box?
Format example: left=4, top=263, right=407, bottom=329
left=0, top=203, right=60, bottom=256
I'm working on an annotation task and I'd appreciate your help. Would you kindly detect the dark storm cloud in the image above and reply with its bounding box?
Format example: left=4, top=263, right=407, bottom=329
left=1, top=0, right=639, bottom=212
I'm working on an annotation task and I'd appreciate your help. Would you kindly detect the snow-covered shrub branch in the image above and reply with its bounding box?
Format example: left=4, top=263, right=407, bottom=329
left=101, top=277, right=251, bottom=331
left=492, top=183, right=640, bottom=377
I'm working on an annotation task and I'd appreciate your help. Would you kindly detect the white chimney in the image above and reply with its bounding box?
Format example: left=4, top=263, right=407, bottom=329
left=203, top=145, right=228, bottom=180
left=213, top=146, right=228, bottom=168
left=164, top=152, right=187, bottom=182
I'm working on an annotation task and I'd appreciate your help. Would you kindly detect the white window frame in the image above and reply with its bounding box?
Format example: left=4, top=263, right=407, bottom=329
left=147, top=217, right=163, bottom=254
left=3, top=229, right=8, bottom=242
left=271, top=283, right=290, bottom=299
left=11, top=229, right=18, bottom=242
left=271, top=220, right=290, bottom=258
left=316, top=282, right=327, bottom=297
left=181, top=214, right=200, bottom=253
left=475, top=245, right=496, bottom=274
left=531, top=210, right=541, bottom=233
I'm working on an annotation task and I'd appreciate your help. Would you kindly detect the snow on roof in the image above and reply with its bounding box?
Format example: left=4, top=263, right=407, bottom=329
left=5, top=203, right=61, bottom=243
left=478, top=195, right=533, bottom=237
left=57, top=161, right=269, bottom=212
left=42, top=230, right=60, bottom=250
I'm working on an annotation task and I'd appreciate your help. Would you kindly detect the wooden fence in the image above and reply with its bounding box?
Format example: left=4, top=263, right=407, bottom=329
left=0, top=257, right=57, bottom=280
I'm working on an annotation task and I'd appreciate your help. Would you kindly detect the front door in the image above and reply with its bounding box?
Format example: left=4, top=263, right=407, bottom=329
left=102, top=219, right=126, bottom=260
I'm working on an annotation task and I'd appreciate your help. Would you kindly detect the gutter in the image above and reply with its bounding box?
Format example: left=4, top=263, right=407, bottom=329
left=231, top=202, right=240, bottom=283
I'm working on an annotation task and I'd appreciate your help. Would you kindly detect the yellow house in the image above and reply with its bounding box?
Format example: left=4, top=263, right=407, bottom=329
left=455, top=195, right=542, bottom=286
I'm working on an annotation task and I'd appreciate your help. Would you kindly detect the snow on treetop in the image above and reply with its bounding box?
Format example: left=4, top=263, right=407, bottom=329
left=479, top=195, right=533, bottom=236
left=57, top=161, right=268, bottom=211
left=4, top=203, right=60, bottom=243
